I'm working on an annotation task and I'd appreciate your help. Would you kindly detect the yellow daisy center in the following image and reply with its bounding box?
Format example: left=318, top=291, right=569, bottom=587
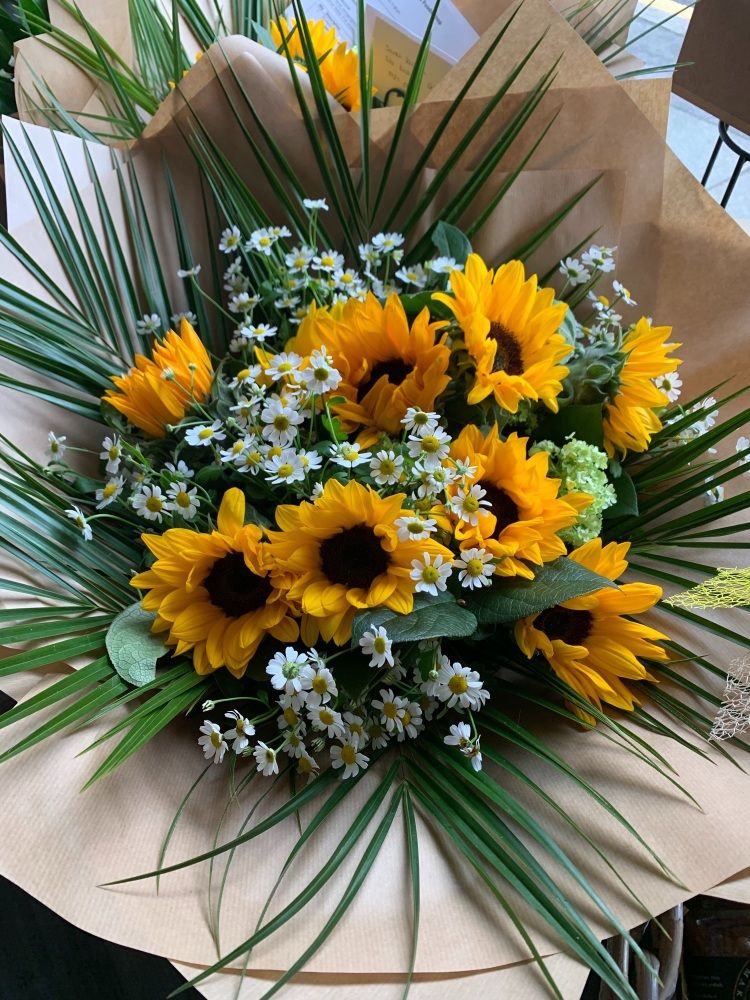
left=382, top=702, right=397, bottom=719
left=198, top=427, right=214, bottom=440
left=108, top=446, right=119, bottom=460
left=448, top=675, right=469, bottom=695
left=146, top=495, right=164, bottom=513
left=273, top=415, right=290, bottom=431
left=379, top=459, right=396, bottom=475
left=402, top=710, right=412, bottom=728
left=462, top=495, right=479, bottom=513
left=373, top=636, right=387, bottom=654
left=341, top=744, right=357, bottom=765
left=210, top=731, right=222, bottom=748
left=312, top=676, right=329, bottom=695
left=277, top=463, right=294, bottom=478
left=175, top=491, right=191, bottom=509
left=283, top=707, right=298, bottom=726
left=466, top=558, right=485, bottom=577
left=299, top=756, right=314, bottom=773
left=421, top=566, right=440, bottom=584
left=313, top=365, right=329, bottom=380
left=103, top=483, right=118, bottom=499
left=421, top=435, right=440, bottom=454
left=319, top=708, right=335, bottom=726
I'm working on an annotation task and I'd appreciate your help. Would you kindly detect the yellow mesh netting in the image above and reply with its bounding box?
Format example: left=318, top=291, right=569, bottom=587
left=666, top=568, right=750, bottom=610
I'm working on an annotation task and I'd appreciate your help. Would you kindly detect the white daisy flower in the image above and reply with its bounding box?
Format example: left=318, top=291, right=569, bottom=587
left=99, top=435, right=122, bottom=474
left=265, top=351, right=303, bottom=382
left=229, top=291, right=260, bottom=314
left=366, top=719, right=389, bottom=749
left=370, top=450, right=404, bottom=486
left=253, top=742, right=279, bottom=776
left=395, top=515, right=437, bottom=542
left=297, top=749, right=320, bottom=779
left=277, top=701, right=304, bottom=732
left=435, top=656, right=488, bottom=710
left=582, top=244, right=616, bottom=273
left=383, top=653, right=407, bottom=684
left=454, top=547, right=494, bottom=589
left=313, top=249, right=345, bottom=273
left=307, top=702, right=345, bottom=738
left=612, top=279, right=636, bottom=305
left=298, top=449, right=323, bottom=474
left=359, top=626, right=394, bottom=668
left=223, top=710, right=255, bottom=753
left=371, top=232, right=404, bottom=252
left=285, top=245, right=315, bottom=271
left=46, top=431, right=67, bottom=462
left=132, top=485, right=168, bottom=522
left=401, top=407, right=439, bottom=435
left=654, top=371, right=682, bottom=403
left=331, top=442, right=371, bottom=469
left=278, top=690, right=307, bottom=713
left=444, top=721, right=472, bottom=748
left=95, top=475, right=126, bottom=509
left=266, top=647, right=310, bottom=695
left=407, top=427, right=451, bottom=469
left=311, top=481, right=325, bottom=499
left=358, top=242, right=380, bottom=266
left=343, top=712, right=368, bottom=747
left=301, top=347, right=342, bottom=394
left=451, top=484, right=491, bottom=526
left=304, top=666, right=338, bottom=703
left=303, top=197, right=329, bottom=211
left=199, top=721, right=228, bottom=764
left=219, top=225, right=242, bottom=253
left=229, top=365, right=262, bottom=391
left=426, top=256, right=461, bottom=275
left=462, top=740, right=483, bottom=771
left=396, top=701, right=423, bottom=742
left=410, top=552, right=452, bottom=595
left=177, top=264, right=202, bottom=278
left=705, top=484, right=725, bottom=505
left=164, top=459, right=194, bottom=479
left=283, top=730, right=307, bottom=759
left=185, top=420, right=226, bottom=447
left=167, top=481, right=200, bottom=519
left=371, top=688, right=407, bottom=733
left=260, top=397, right=304, bottom=447
left=264, top=450, right=305, bottom=485
left=65, top=506, right=92, bottom=541
left=136, top=313, right=161, bottom=335
left=558, top=257, right=590, bottom=286
left=246, top=229, right=276, bottom=255
left=220, top=438, right=250, bottom=464
left=395, top=264, right=428, bottom=288
left=331, top=740, right=369, bottom=779
left=247, top=323, right=277, bottom=342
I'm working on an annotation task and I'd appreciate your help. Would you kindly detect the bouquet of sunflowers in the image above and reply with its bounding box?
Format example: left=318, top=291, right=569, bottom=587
left=1, top=1, right=750, bottom=998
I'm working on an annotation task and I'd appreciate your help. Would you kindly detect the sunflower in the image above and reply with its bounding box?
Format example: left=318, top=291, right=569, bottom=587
left=514, top=538, right=668, bottom=722
left=131, top=489, right=298, bottom=678
left=603, top=317, right=682, bottom=458
left=271, top=17, right=360, bottom=111
left=449, top=425, right=590, bottom=578
left=434, top=254, right=571, bottom=414
left=104, top=319, right=214, bottom=439
left=289, top=293, right=451, bottom=447
left=267, top=479, right=453, bottom=645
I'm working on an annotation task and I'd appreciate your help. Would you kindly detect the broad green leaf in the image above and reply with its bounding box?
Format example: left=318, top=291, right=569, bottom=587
left=430, top=221, right=472, bottom=266
left=535, top=402, right=605, bottom=449
left=105, top=603, right=167, bottom=687
left=466, top=557, right=615, bottom=626
left=351, top=591, right=477, bottom=646
left=604, top=469, right=638, bottom=519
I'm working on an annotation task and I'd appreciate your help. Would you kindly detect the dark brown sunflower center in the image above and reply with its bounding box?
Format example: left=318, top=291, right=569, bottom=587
left=488, top=322, right=523, bottom=375
left=480, top=482, right=520, bottom=533
left=534, top=607, right=593, bottom=645
left=319, top=524, right=390, bottom=590
left=357, top=358, right=412, bottom=400
left=203, top=552, right=272, bottom=618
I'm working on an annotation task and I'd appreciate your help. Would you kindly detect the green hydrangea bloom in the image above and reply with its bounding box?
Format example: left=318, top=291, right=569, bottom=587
left=532, top=438, right=617, bottom=547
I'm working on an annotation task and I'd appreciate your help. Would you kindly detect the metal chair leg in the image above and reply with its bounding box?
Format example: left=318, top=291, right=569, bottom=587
left=702, top=134, right=723, bottom=187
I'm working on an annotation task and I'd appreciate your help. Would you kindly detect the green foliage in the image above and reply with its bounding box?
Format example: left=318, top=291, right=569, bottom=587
left=351, top=592, right=477, bottom=646
left=466, top=556, right=615, bottom=626
left=430, top=221, right=472, bottom=266
left=105, top=603, right=166, bottom=686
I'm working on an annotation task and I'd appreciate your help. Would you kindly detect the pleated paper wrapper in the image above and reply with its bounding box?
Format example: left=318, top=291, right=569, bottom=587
left=2, top=1, right=750, bottom=997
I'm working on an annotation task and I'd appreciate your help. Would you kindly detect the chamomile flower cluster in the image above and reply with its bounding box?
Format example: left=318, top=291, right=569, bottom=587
left=199, top=632, right=489, bottom=778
